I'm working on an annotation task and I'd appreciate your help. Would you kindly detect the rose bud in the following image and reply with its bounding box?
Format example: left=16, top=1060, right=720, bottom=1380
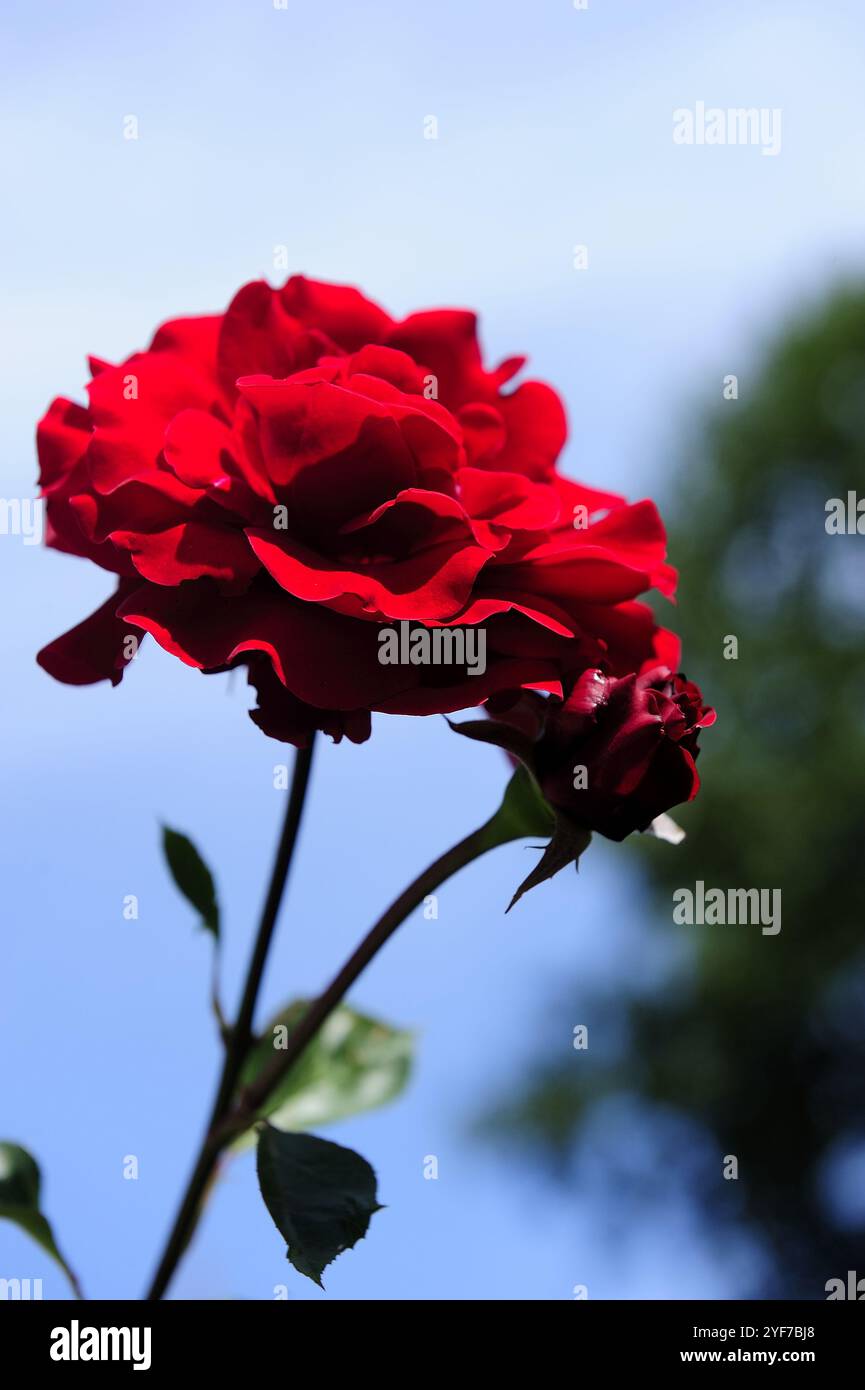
left=451, top=665, right=714, bottom=906
left=531, top=665, right=715, bottom=841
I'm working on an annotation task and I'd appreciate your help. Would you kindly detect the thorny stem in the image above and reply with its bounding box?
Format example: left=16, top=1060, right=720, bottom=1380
left=212, top=810, right=518, bottom=1147
left=146, top=760, right=531, bottom=1299
left=145, top=738, right=316, bottom=1301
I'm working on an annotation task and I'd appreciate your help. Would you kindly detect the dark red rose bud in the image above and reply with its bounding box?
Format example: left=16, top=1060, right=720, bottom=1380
left=532, top=666, right=715, bottom=841
left=451, top=663, right=712, bottom=907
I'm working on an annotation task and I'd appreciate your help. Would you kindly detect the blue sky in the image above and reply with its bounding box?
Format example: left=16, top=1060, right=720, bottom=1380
left=1, top=0, right=863, bottom=1299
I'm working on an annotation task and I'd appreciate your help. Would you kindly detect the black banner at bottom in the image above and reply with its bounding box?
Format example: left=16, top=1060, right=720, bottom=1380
left=0, top=1297, right=859, bottom=1374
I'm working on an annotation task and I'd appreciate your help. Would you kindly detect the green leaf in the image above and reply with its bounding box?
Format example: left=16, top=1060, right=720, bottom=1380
left=232, top=1002, right=413, bottom=1149
left=256, top=1126, right=383, bottom=1287
left=161, top=826, right=220, bottom=939
left=0, top=1141, right=39, bottom=1205
left=491, top=765, right=557, bottom=842
left=0, top=1142, right=82, bottom=1296
left=466, top=765, right=589, bottom=911
left=506, top=812, right=592, bottom=912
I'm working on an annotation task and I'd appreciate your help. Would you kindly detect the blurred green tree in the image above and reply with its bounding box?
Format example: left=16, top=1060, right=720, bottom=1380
left=487, top=284, right=865, bottom=1297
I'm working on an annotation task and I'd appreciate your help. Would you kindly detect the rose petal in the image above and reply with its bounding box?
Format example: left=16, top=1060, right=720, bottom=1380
left=37, top=583, right=145, bottom=686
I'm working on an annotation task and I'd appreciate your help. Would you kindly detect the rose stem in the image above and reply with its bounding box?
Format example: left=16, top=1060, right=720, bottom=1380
left=212, top=806, right=521, bottom=1147
left=145, top=737, right=316, bottom=1301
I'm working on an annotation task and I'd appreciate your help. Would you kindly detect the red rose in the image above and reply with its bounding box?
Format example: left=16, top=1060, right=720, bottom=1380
left=478, top=666, right=715, bottom=841
left=37, top=275, right=679, bottom=744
